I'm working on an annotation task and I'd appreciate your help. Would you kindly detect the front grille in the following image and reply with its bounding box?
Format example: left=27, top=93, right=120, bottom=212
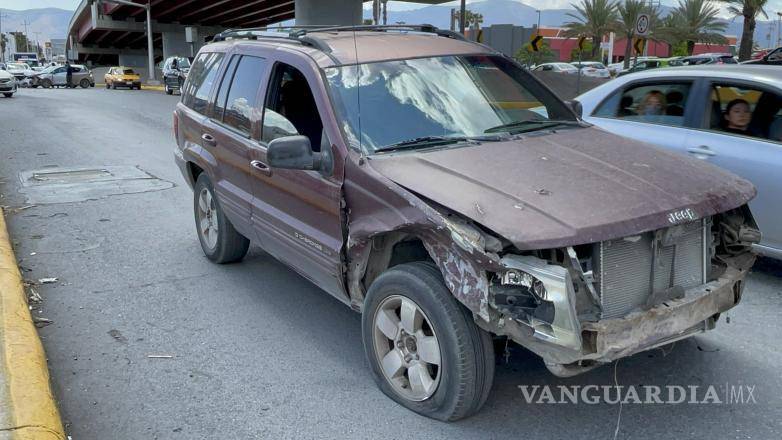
left=593, top=219, right=708, bottom=319
left=0, top=79, right=8, bottom=84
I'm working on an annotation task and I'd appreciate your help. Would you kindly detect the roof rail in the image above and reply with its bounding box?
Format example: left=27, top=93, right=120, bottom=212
left=290, top=24, right=468, bottom=41
left=211, top=27, right=332, bottom=52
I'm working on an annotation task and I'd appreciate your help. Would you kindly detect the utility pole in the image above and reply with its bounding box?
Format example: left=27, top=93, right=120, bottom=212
left=777, top=12, right=781, bottom=48
left=536, top=9, right=541, bottom=35
left=459, top=0, right=466, bottom=34
left=33, top=31, right=41, bottom=58
left=21, top=19, right=30, bottom=52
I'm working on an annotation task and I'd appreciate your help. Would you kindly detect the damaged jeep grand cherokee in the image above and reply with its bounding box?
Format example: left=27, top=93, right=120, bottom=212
left=173, top=25, right=760, bottom=421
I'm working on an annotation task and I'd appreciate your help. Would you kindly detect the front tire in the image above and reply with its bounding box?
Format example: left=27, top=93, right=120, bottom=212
left=165, top=84, right=173, bottom=95
left=193, top=174, right=249, bottom=264
left=41, top=79, right=52, bottom=89
left=362, top=262, right=495, bottom=421
left=3, top=93, right=12, bottom=98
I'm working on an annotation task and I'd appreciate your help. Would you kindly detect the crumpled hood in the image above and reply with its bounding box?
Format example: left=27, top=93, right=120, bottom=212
left=367, top=127, right=756, bottom=250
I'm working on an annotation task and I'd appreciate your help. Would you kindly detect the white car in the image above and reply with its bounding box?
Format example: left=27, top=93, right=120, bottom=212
left=575, top=65, right=782, bottom=258
left=0, top=70, right=17, bottom=97
left=571, top=61, right=610, bottom=78
left=532, top=62, right=579, bottom=74
left=5, top=62, right=29, bottom=81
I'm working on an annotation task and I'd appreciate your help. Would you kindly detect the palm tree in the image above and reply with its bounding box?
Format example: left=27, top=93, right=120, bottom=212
left=564, top=0, right=619, bottom=59
left=616, top=0, right=660, bottom=68
left=671, top=0, right=727, bottom=55
left=722, top=0, right=769, bottom=61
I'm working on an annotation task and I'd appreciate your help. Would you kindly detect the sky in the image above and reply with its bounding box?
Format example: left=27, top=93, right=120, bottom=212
left=2, top=0, right=781, bottom=19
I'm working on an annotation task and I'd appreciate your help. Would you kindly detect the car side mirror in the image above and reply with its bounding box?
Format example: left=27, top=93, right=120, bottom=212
left=267, top=135, right=322, bottom=171
left=566, top=100, right=583, bottom=118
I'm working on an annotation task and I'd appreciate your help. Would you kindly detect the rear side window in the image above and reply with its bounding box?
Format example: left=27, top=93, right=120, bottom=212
left=218, top=55, right=266, bottom=136
left=593, top=81, right=692, bottom=127
left=183, top=52, right=224, bottom=114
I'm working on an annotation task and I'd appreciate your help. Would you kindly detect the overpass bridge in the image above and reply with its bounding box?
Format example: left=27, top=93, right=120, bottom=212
left=67, top=0, right=449, bottom=80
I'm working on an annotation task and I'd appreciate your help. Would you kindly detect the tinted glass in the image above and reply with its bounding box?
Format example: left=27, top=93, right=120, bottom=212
left=222, top=56, right=265, bottom=136
left=212, top=55, right=239, bottom=121
left=593, top=81, right=692, bottom=127
left=709, top=84, right=782, bottom=142
left=326, top=55, right=575, bottom=152
left=183, top=52, right=224, bottom=114
left=262, top=64, right=324, bottom=150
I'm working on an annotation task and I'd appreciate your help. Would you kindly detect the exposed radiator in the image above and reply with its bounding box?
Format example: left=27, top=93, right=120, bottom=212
left=593, top=219, right=708, bottom=319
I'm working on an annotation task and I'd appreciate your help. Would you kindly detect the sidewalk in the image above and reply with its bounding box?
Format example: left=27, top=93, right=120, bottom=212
left=0, top=208, right=65, bottom=440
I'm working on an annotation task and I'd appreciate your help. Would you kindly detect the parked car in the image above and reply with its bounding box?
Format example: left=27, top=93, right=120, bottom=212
left=616, top=57, right=672, bottom=76
left=532, top=62, right=578, bottom=74
left=576, top=65, right=781, bottom=258
left=162, top=56, right=191, bottom=95
left=570, top=61, right=610, bottom=78
left=679, top=53, right=737, bottom=65
left=174, top=26, right=759, bottom=421
left=0, top=69, right=17, bottom=97
left=104, top=67, right=142, bottom=89
left=742, top=46, right=782, bottom=66
left=33, top=64, right=95, bottom=88
left=5, top=62, right=29, bottom=81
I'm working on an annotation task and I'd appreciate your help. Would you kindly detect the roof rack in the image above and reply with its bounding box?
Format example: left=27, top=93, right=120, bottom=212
left=211, top=24, right=467, bottom=53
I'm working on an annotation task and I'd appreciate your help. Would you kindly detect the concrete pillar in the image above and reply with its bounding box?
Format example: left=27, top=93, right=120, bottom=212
left=294, top=0, right=362, bottom=26
left=118, top=53, right=155, bottom=82
left=161, top=31, right=189, bottom=61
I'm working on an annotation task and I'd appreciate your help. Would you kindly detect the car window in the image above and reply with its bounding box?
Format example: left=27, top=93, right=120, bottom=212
left=707, top=84, right=782, bottom=143
left=719, top=56, right=737, bottom=64
left=182, top=52, right=225, bottom=114
left=212, top=55, right=239, bottom=122
left=593, top=81, right=692, bottom=127
left=262, top=63, right=325, bottom=151
left=122, top=69, right=135, bottom=75
left=768, top=49, right=782, bottom=62
left=220, top=55, right=265, bottom=137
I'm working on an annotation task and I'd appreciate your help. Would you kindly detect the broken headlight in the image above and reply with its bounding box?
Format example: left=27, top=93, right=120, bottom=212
left=501, top=269, right=547, bottom=301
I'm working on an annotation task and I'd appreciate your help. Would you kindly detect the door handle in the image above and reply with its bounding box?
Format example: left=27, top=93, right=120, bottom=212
left=201, top=133, right=217, bottom=147
left=686, top=146, right=716, bottom=158
left=250, top=160, right=272, bottom=175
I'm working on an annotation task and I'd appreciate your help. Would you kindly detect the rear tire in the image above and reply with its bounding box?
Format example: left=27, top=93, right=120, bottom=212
left=193, top=173, right=249, bottom=264
left=105, top=82, right=110, bottom=89
left=80, top=78, right=90, bottom=88
left=362, top=262, right=495, bottom=421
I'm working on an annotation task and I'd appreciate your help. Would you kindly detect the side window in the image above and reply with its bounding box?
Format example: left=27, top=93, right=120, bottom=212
left=592, top=81, right=692, bottom=127
left=212, top=55, right=240, bottom=121
left=221, top=55, right=266, bottom=136
left=262, top=63, right=325, bottom=152
left=708, top=84, right=782, bottom=143
left=768, top=49, right=782, bottom=62
left=183, top=52, right=224, bottom=114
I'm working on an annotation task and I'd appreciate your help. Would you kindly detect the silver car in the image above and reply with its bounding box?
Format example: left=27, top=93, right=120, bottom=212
left=34, top=64, right=95, bottom=88
left=575, top=65, right=782, bottom=258
left=0, top=70, right=17, bottom=97
left=532, top=62, right=579, bottom=74
left=571, top=61, right=611, bottom=78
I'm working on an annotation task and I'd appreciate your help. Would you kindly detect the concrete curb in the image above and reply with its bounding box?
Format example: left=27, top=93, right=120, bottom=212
left=0, top=208, right=65, bottom=440
left=94, top=83, right=165, bottom=92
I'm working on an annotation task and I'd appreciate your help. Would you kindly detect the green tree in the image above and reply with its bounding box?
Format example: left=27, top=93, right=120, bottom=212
left=722, top=0, right=768, bottom=61
left=515, top=40, right=557, bottom=65
left=669, top=0, right=727, bottom=55
left=616, top=0, right=660, bottom=68
left=564, top=0, right=619, bottom=58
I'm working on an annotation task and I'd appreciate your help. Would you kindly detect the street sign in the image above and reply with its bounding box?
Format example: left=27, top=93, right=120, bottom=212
left=635, top=13, right=650, bottom=37
left=578, top=36, right=587, bottom=51
left=634, top=38, right=646, bottom=54
left=530, top=34, right=543, bottom=52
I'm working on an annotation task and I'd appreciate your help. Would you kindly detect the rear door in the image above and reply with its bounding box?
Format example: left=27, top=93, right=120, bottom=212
left=683, top=80, right=782, bottom=255
left=584, top=77, right=699, bottom=152
left=201, top=53, right=269, bottom=238
left=249, top=60, right=346, bottom=300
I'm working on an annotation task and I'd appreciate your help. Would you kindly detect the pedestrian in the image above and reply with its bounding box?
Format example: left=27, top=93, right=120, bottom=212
left=65, top=61, right=74, bottom=88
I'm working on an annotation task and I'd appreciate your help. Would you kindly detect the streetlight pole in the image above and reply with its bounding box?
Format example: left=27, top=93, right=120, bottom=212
left=536, top=10, right=541, bottom=35
left=777, top=12, right=781, bottom=48
left=104, top=0, right=156, bottom=82
left=459, top=0, right=466, bottom=34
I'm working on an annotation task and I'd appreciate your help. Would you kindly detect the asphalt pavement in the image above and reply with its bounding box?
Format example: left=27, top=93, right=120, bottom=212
left=1, top=87, right=781, bottom=440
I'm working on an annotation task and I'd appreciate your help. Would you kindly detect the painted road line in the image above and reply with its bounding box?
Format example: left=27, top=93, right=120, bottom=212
left=0, top=207, right=65, bottom=440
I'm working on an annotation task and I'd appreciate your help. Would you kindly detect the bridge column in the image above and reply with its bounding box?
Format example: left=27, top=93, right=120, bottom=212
left=294, top=0, right=363, bottom=26
left=162, top=31, right=191, bottom=60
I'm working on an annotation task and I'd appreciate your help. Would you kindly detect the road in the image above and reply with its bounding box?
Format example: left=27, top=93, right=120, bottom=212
left=1, top=87, right=781, bottom=440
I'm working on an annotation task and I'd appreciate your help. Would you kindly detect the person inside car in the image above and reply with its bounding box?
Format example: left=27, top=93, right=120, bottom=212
left=638, top=90, right=666, bottom=116
left=721, top=99, right=754, bottom=136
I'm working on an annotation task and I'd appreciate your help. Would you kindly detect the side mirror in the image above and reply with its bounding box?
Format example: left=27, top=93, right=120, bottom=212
left=267, top=135, right=322, bottom=170
left=566, top=100, right=583, bottom=118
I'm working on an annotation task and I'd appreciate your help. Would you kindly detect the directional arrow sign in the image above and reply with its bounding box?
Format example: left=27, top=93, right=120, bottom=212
left=634, top=38, right=646, bottom=54
left=530, top=34, right=543, bottom=52
left=635, top=13, right=650, bottom=37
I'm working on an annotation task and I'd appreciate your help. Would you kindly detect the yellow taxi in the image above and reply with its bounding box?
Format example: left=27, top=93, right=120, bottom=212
left=104, top=67, right=142, bottom=90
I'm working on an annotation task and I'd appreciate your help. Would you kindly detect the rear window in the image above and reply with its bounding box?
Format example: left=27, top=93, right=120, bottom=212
left=182, top=52, right=225, bottom=114
left=719, top=56, right=737, bottom=64
left=122, top=69, right=135, bottom=74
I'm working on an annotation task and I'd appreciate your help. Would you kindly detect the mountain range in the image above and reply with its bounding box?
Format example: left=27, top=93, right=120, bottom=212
left=2, top=1, right=780, bottom=48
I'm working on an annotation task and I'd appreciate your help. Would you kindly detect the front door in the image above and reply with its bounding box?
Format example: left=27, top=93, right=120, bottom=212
left=249, top=61, right=346, bottom=300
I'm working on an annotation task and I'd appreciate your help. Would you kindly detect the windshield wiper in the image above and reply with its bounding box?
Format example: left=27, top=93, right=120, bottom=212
left=484, top=119, right=582, bottom=134
left=373, top=136, right=470, bottom=153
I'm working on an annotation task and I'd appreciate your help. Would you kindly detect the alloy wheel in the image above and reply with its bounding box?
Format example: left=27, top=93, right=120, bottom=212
left=197, top=187, right=219, bottom=251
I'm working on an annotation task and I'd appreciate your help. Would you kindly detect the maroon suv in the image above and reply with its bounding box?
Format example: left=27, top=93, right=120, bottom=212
left=173, top=25, right=759, bottom=421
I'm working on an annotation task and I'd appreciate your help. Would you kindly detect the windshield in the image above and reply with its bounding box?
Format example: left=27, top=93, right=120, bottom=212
left=122, top=69, right=136, bottom=75
left=326, top=55, right=576, bottom=153
left=171, top=57, right=191, bottom=68
left=8, top=63, right=27, bottom=70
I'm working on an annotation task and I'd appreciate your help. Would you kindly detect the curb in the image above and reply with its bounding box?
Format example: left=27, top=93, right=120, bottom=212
left=94, top=83, right=165, bottom=92
left=0, top=208, right=65, bottom=440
